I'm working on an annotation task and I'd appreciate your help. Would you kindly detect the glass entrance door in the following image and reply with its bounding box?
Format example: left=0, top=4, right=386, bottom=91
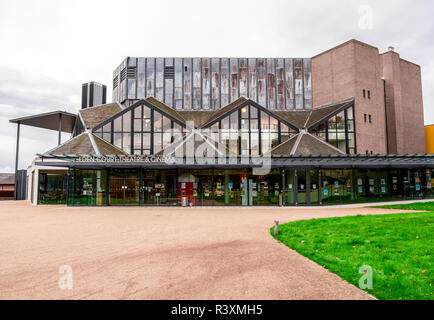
left=109, top=178, right=140, bottom=206
left=297, top=170, right=307, bottom=205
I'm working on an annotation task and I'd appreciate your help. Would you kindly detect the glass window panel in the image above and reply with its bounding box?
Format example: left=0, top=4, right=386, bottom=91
left=154, top=111, right=162, bottom=131
left=123, top=111, right=131, bottom=132
left=134, top=133, right=141, bottom=149
left=221, top=116, right=230, bottom=130
left=261, top=111, right=269, bottom=130
left=122, top=133, right=131, bottom=152
left=103, top=123, right=111, bottom=133
left=143, top=118, right=151, bottom=132
left=280, top=123, right=289, bottom=133
left=336, top=112, right=345, bottom=131
left=251, top=132, right=259, bottom=156
left=114, top=117, right=122, bottom=132
left=241, top=132, right=249, bottom=156
left=134, top=119, right=142, bottom=132
left=143, top=133, right=151, bottom=150
left=162, top=116, right=171, bottom=132
left=230, top=111, right=238, bottom=130
left=347, top=119, right=355, bottom=132
left=241, top=118, right=249, bottom=130
left=143, top=106, right=151, bottom=119
left=271, top=132, right=279, bottom=148
left=347, top=107, right=354, bottom=120
left=261, top=131, right=271, bottom=154
left=163, top=131, right=172, bottom=146
left=270, top=116, right=278, bottom=132
left=102, top=132, right=111, bottom=143
left=153, top=133, right=162, bottom=153
left=328, top=117, right=337, bottom=130
left=114, top=133, right=122, bottom=149
left=250, top=119, right=258, bottom=131
left=250, top=105, right=258, bottom=119
left=241, top=106, right=248, bottom=119
left=134, top=106, right=142, bottom=119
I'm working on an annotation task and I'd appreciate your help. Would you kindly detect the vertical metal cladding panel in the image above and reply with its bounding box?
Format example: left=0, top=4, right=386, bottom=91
left=230, top=58, right=238, bottom=103
left=127, top=57, right=137, bottom=100
left=183, top=58, right=192, bottom=110
left=137, top=58, right=146, bottom=99
left=192, top=58, right=201, bottom=110
left=257, top=58, right=266, bottom=107
left=146, top=58, right=155, bottom=98
left=267, top=58, right=276, bottom=109
left=155, top=58, right=164, bottom=102
left=248, top=58, right=257, bottom=103
left=303, top=58, right=312, bottom=109
left=285, top=58, right=294, bottom=109
left=294, top=58, right=304, bottom=110
left=220, top=58, right=229, bottom=107
left=174, top=58, right=183, bottom=110
left=202, top=58, right=211, bottom=110
left=113, top=65, right=120, bottom=102
left=276, top=58, right=285, bottom=110
left=211, top=58, right=220, bottom=109
left=239, top=58, right=248, bottom=97
left=164, top=58, right=174, bottom=107
left=120, top=58, right=127, bottom=102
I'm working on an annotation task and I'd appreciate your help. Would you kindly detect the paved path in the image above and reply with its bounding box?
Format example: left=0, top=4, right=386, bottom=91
left=0, top=201, right=416, bottom=300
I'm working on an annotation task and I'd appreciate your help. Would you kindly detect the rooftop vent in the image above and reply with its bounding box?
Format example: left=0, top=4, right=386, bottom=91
left=164, top=66, right=175, bottom=79
left=388, top=46, right=395, bottom=52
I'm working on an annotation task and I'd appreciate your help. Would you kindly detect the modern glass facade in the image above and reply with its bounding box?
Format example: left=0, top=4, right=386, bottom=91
left=65, top=167, right=434, bottom=206
left=38, top=170, right=67, bottom=204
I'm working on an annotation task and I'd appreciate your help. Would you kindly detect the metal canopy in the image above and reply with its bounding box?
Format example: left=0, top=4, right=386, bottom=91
left=9, top=111, right=77, bottom=133
left=35, top=154, right=434, bottom=170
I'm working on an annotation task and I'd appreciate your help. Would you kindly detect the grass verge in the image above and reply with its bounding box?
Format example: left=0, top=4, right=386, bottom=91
left=271, top=206, right=433, bottom=300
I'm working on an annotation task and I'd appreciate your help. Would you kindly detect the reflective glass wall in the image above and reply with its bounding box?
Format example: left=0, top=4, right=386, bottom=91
left=65, top=167, right=434, bottom=206
left=38, top=171, right=67, bottom=204
left=310, top=106, right=356, bottom=154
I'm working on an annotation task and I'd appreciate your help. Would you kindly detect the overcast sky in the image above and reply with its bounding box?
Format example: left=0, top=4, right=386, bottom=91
left=0, top=0, right=433, bottom=172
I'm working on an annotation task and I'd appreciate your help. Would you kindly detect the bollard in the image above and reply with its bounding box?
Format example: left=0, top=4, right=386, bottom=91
left=274, top=221, right=279, bottom=236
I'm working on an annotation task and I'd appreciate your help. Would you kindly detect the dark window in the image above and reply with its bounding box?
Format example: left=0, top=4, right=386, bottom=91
left=368, top=90, right=371, bottom=99
left=366, top=150, right=369, bottom=155
left=363, top=90, right=366, bottom=98
left=369, top=115, right=372, bottom=123
left=364, top=114, right=367, bottom=122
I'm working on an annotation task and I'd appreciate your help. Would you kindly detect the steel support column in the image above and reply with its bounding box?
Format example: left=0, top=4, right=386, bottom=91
left=14, top=122, right=21, bottom=200
left=58, top=113, right=62, bottom=145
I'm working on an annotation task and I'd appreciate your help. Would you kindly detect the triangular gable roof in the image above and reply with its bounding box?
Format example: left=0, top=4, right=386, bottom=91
left=43, top=132, right=127, bottom=156
left=79, top=102, right=123, bottom=129
left=269, top=131, right=345, bottom=156
left=200, top=97, right=247, bottom=127
left=145, top=97, right=187, bottom=125
left=305, top=98, right=354, bottom=129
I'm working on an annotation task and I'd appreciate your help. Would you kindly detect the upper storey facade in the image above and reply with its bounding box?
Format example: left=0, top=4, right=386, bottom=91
left=112, top=57, right=312, bottom=111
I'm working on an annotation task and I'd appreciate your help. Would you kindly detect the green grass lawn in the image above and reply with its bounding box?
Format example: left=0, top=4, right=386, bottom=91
left=271, top=203, right=434, bottom=300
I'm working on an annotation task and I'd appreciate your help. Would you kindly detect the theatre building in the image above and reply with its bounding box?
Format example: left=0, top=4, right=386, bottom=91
left=12, top=40, right=433, bottom=206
